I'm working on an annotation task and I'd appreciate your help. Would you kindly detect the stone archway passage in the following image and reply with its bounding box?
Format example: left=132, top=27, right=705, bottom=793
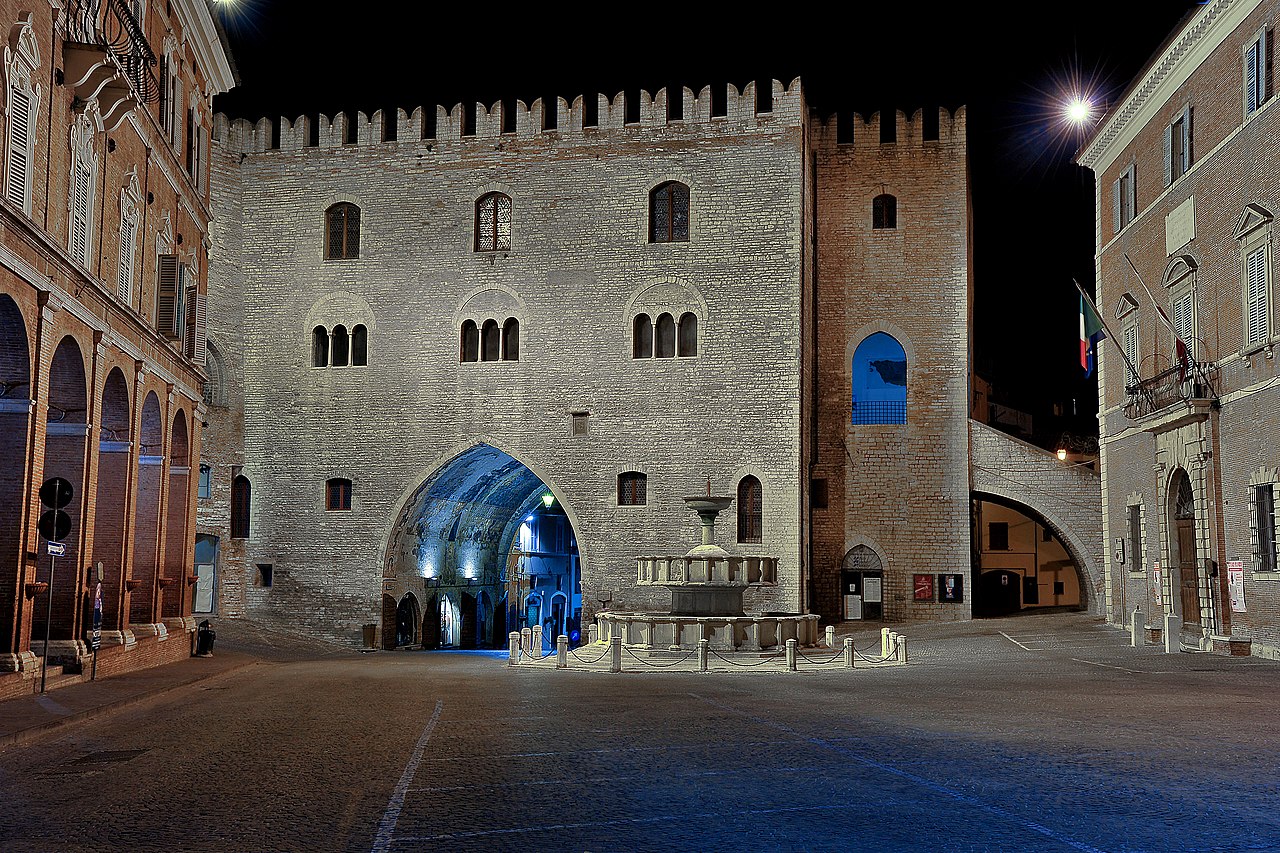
left=0, top=295, right=32, bottom=660
left=972, top=495, right=1089, bottom=618
left=384, top=443, right=582, bottom=650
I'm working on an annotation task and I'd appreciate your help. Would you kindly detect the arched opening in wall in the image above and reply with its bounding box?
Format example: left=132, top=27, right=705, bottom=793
left=677, top=312, right=697, bottom=357
left=93, top=367, right=132, bottom=637
left=383, top=442, right=583, bottom=651
left=162, top=409, right=190, bottom=619
left=351, top=324, right=368, bottom=366
left=840, top=545, right=884, bottom=621
left=460, top=320, right=478, bottom=362
left=0, top=295, right=30, bottom=656
left=971, top=494, right=1088, bottom=618
left=130, top=392, right=165, bottom=627
left=851, top=332, right=907, bottom=425
left=231, top=475, right=251, bottom=539
left=501, top=318, right=519, bottom=361
left=381, top=593, right=397, bottom=649
left=32, top=336, right=88, bottom=650
left=632, top=313, right=653, bottom=359
left=331, top=325, right=349, bottom=367
left=481, top=319, right=500, bottom=362
left=655, top=313, right=676, bottom=358
left=1168, top=469, right=1201, bottom=629
left=312, top=326, right=328, bottom=367
left=395, top=592, right=421, bottom=648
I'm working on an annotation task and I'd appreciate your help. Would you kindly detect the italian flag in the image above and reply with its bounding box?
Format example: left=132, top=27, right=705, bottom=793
left=1080, top=293, right=1106, bottom=377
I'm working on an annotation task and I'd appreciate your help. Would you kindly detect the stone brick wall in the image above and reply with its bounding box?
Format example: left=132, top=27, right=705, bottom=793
left=209, top=82, right=809, bottom=645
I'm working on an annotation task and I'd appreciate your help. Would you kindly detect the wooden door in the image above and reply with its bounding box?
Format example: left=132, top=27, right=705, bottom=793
left=1177, top=519, right=1200, bottom=626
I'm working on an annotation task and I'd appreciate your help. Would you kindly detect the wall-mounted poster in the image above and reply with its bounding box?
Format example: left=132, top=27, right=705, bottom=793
left=1152, top=561, right=1162, bottom=606
left=939, top=573, right=964, bottom=602
left=913, top=573, right=934, bottom=601
left=863, top=576, right=883, bottom=604
left=1227, top=560, right=1246, bottom=613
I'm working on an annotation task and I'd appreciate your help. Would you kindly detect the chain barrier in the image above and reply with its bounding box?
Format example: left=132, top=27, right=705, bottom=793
left=707, top=648, right=785, bottom=668
left=796, top=649, right=845, bottom=666
left=621, top=646, right=698, bottom=668
left=568, top=644, right=613, bottom=665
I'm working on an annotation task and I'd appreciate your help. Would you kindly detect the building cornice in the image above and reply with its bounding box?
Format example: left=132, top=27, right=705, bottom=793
left=173, top=0, right=235, bottom=95
left=1078, top=0, right=1261, bottom=174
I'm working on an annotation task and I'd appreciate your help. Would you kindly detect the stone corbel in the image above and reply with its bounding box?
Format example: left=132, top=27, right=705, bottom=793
left=63, top=43, right=117, bottom=105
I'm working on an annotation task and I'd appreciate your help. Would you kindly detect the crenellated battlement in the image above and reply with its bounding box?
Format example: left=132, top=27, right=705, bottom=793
left=811, top=106, right=967, bottom=150
left=214, top=78, right=808, bottom=155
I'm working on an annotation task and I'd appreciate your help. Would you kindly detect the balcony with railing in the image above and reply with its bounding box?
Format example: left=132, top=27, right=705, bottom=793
left=1123, top=354, right=1218, bottom=421
left=63, top=1, right=158, bottom=128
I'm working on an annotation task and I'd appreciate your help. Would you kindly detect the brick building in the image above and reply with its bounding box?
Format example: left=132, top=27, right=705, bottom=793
left=0, top=0, right=234, bottom=695
left=201, top=81, right=1098, bottom=647
left=1079, top=0, right=1280, bottom=657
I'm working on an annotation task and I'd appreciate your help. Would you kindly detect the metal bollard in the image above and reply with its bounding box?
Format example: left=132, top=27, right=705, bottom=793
left=825, top=625, right=836, bottom=649
left=588, top=623, right=599, bottom=645
left=557, top=634, right=568, bottom=669
left=610, top=635, right=622, bottom=673
left=508, top=631, right=520, bottom=665
left=532, top=624, right=544, bottom=657
left=698, top=638, right=708, bottom=672
left=844, top=637, right=854, bottom=668
left=897, top=635, right=908, bottom=664
left=786, top=638, right=797, bottom=671
left=521, top=627, right=532, bottom=660
left=1164, top=612, right=1178, bottom=654
left=881, top=627, right=891, bottom=659
left=1131, top=606, right=1143, bottom=647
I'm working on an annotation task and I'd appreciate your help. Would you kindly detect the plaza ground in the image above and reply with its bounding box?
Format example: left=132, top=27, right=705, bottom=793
left=0, top=613, right=1277, bottom=852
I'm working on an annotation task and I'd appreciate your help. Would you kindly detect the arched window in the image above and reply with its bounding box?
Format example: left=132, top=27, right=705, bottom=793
left=325, top=202, right=360, bottom=259
left=633, top=314, right=653, bottom=359
left=231, top=475, right=251, bottom=538
left=326, top=477, right=352, bottom=511
left=481, top=319, right=501, bottom=361
left=851, top=332, right=907, bottom=424
left=312, top=326, right=329, bottom=367
left=331, top=325, right=349, bottom=367
left=655, top=313, right=676, bottom=358
left=677, top=312, right=697, bottom=357
left=502, top=318, right=519, bottom=361
left=351, top=324, right=368, bottom=366
left=460, top=320, right=479, bottom=362
left=204, top=342, right=226, bottom=405
left=618, top=471, right=647, bottom=506
left=872, top=194, right=897, bottom=229
left=475, top=192, right=512, bottom=252
left=650, top=181, right=690, bottom=243
left=737, top=476, right=762, bottom=544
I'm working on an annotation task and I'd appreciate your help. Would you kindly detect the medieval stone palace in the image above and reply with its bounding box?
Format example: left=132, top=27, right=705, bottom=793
left=193, top=81, right=1098, bottom=648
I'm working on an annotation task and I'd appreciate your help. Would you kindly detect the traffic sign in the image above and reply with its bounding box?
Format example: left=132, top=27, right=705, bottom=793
left=46, top=541, right=65, bottom=556
left=37, top=510, right=71, bottom=542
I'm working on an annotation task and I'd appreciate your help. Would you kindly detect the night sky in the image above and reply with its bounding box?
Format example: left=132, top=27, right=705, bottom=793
left=210, top=3, right=1202, bottom=449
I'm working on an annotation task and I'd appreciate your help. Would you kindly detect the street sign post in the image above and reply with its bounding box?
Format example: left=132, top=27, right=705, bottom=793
left=46, top=541, right=65, bottom=557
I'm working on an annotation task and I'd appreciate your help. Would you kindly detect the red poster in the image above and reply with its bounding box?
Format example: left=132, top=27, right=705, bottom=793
left=913, top=573, right=935, bottom=601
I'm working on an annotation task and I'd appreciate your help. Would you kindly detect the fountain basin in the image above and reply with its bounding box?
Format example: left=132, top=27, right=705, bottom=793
left=635, top=554, right=778, bottom=588
left=596, top=611, right=821, bottom=652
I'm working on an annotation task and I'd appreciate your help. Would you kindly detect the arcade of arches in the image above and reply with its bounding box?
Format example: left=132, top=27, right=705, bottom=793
left=0, top=293, right=202, bottom=678
left=382, top=444, right=581, bottom=651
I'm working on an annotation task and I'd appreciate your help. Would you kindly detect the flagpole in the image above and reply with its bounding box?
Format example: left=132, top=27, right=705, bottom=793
left=1122, top=253, right=1177, bottom=335
left=1075, top=279, right=1143, bottom=383
left=1123, top=252, right=1192, bottom=378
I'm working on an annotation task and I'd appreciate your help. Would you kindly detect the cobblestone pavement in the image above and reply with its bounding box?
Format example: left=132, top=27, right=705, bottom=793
left=1, top=613, right=1278, bottom=852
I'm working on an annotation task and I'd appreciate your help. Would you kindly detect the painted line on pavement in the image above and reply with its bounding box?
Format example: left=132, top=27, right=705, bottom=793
left=370, top=699, right=443, bottom=853
left=413, top=736, right=808, bottom=763
left=408, top=765, right=822, bottom=794
left=998, top=632, right=1032, bottom=650
left=689, top=693, right=1108, bottom=853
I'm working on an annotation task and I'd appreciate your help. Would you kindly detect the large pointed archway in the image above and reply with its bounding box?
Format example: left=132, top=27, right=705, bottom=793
left=971, top=493, right=1091, bottom=618
left=382, top=442, right=583, bottom=650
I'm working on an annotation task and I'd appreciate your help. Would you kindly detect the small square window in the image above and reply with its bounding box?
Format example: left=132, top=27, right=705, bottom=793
left=571, top=412, right=589, bottom=436
left=989, top=522, right=1009, bottom=551
left=256, top=564, right=273, bottom=588
left=617, top=472, right=646, bottom=506
left=326, top=478, right=352, bottom=511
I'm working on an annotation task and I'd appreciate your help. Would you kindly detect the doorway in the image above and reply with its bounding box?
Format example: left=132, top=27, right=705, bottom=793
left=1170, top=470, right=1200, bottom=628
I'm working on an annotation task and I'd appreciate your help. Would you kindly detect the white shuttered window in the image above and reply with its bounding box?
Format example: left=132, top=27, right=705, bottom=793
left=1245, top=246, right=1270, bottom=348
left=5, top=86, right=33, bottom=212
left=69, top=158, right=93, bottom=267
left=1172, top=287, right=1195, bottom=361
left=1122, top=321, right=1139, bottom=387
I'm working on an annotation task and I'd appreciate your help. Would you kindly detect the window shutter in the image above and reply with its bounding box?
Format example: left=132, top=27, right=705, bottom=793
left=1173, top=290, right=1194, bottom=357
left=1126, top=166, right=1136, bottom=225
left=1265, top=28, right=1274, bottom=102
left=1162, top=125, right=1172, bottom=187
left=156, top=254, right=180, bottom=337
left=6, top=86, right=31, bottom=210
left=1184, top=106, right=1193, bottom=170
left=1112, top=178, right=1121, bottom=234
left=1246, top=247, right=1268, bottom=346
left=185, top=282, right=207, bottom=363
left=70, top=160, right=92, bottom=265
left=1247, top=40, right=1260, bottom=113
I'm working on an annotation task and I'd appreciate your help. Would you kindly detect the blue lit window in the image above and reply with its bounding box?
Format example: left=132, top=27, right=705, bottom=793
left=851, top=332, right=906, bottom=424
left=198, top=464, right=212, bottom=498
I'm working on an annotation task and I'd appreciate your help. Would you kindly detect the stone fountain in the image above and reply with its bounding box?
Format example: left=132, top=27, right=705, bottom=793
left=596, top=488, right=820, bottom=652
